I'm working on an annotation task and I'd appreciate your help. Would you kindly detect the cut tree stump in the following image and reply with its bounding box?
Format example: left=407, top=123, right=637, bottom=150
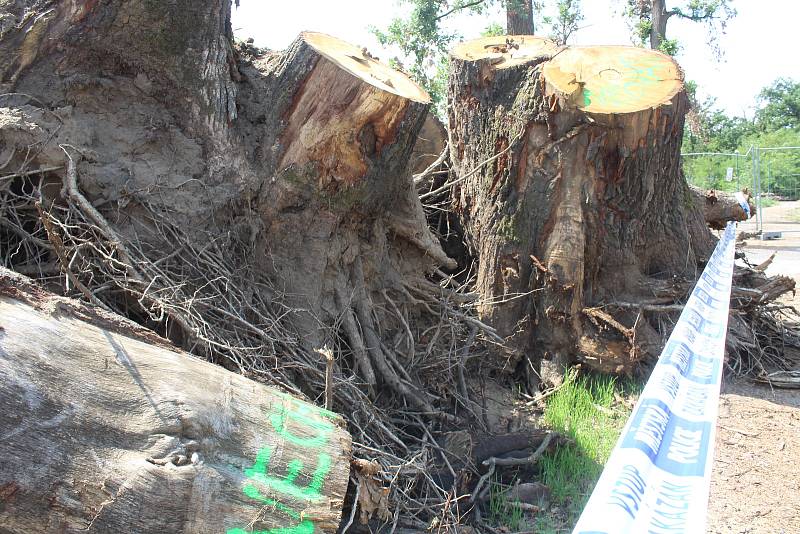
left=0, top=268, right=351, bottom=533
left=234, top=30, right=457, bottom=350
left=0, top=0, right=455, bottom=436
left=448, top=37, right=714, bottom=376
left=265, top=31, right=429, bottom=190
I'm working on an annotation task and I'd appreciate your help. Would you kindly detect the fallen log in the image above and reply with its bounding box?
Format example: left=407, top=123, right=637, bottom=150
left=689, top=185, right=755, bottom=230
left=448, top=37, right=714, bottom=375
left=0, top=269, right=351, bottom=533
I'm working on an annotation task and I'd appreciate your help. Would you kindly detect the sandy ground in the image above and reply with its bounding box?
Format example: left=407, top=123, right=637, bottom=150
left=706, top=201, right=800, bottom=533
left=707, top=380, right=800, bottom=533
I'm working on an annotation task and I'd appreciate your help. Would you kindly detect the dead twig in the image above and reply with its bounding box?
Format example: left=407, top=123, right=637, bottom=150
left=481, top=431, right=556, bottom=467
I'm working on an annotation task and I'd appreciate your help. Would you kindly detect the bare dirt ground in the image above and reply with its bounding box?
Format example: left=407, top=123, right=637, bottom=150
left=706, top=200, right=800, bottom=533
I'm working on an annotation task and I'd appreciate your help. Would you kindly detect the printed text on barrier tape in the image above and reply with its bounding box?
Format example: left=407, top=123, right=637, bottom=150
left=572, top=222, right=736, bottom=534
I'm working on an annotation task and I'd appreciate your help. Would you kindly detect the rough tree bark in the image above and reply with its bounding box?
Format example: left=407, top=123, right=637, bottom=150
left=448, top=36, right=715, bottom=376
left=0, top=268, right=351, bottom=533
left=506, top=0, right=535, bottom=35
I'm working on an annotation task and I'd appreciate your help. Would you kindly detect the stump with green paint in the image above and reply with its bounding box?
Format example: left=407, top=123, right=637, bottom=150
left=448, top=36, right=715, bottom=378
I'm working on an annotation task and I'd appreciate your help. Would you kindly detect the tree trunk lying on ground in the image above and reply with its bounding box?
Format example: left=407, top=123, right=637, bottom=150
left=0, top=268, right=351, bottom=533
left=448, top=36, right=714, bottom=376
left=690, top=185, right=755, bottom=230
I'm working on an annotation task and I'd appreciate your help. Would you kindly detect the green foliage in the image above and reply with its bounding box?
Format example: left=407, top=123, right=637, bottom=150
left=547, top=0, right=584, bottom=45
left=487, top=475, right=526, bottom=530
left=371, top=0, right=489, bottom=113
left=756, top=79, right=800, bottom=132
left=747, top=129, right=800, bottom=199
left=683, top=78, right=800, bottom=199
left=370, top=3, right=445, bottom=109
left=623, top=0, right=736, bottom=55
left=675, top=0, right=735, bottom=22
left=482, top=22, right=506, bottom=36
left=633, top=19, right=653, bottom=44
left=539, top=371, right=638, bottom=521
left=372, top=1, right=583, bottom=115
left=658, top=37, right=680, bottom=56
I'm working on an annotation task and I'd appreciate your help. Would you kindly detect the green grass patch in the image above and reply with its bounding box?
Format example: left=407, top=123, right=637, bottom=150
left=487, top=474, right=525, bottom=531
left=483, top=371, right=642, bottom=531
left=539, top=370, right=641, bottom=523
left=760, top=197, right=778, bottom=208
left=486, top=473, right=560, bottom=533
left=789, top=208, right=800, bottom=222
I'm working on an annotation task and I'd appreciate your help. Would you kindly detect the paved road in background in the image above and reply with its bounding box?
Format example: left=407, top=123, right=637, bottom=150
left=737, top=200, right=800, bottom=292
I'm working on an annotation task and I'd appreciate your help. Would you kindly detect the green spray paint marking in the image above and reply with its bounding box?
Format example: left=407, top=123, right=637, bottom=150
left=581, top=56, right=667, bottom=109
left=244, top=447, right=332, bottom=501
left=272, top=391, right=340, bottom=420
left=241, top=485, right=299, bottom=519
left=269, top=400, right=335, bottom=448
left=227, top=396, right=338, bottom=534
left=227, top=520, right=315, bottom=534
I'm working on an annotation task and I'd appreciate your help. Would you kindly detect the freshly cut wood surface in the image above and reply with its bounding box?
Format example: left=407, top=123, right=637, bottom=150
left=542, top=46, right=684, bottom=114
left=275, top=31, right=431, bottom=190
left=302, top=31, right=430, bottom=103
left=450, top=35, right=558, bottom=69
left=0, top=269, right=351, bottom=533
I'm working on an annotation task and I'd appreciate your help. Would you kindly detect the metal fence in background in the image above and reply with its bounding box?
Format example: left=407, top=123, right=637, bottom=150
left=682, top=146, right=800, bottom=233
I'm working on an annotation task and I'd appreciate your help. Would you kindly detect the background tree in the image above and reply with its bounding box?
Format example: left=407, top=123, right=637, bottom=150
left=547, top=0, right=584, bottom=45
left=507, top=0, right=536, bottom=34
left=624, top=0, right=736, bottom=56
left=373, top=0, right=582, bottom=111
left=682, top=78, right=800, bottom=198
left=755, top=78, right=800, bottom=132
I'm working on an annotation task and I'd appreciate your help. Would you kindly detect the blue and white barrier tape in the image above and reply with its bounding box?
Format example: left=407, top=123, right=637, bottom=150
left=734, top=192, right=750, bottom=218
left=573, top=222, right=737, bottom=534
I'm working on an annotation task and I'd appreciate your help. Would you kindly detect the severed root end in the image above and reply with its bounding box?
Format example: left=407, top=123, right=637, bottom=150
left=541, top=46, right=684, bottom=114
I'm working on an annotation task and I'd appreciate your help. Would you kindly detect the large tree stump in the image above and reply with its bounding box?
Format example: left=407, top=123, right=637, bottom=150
left=238, top=31, right=453, bottom=342
left=0, top=268, right=351, bottom=533
left=0, top=0, right=455, bottom=436
left=448, top=37, right=714, bottom=376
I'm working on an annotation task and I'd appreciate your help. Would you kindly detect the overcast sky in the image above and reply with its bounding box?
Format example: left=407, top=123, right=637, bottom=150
left=232, top=0, right=799, bottom=118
